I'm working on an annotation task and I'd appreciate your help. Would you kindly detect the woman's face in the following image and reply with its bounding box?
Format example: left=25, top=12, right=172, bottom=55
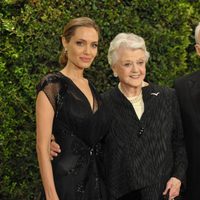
left=113, top=48, right=146, bottom=89
left=63, top=26, right=99, bottom=69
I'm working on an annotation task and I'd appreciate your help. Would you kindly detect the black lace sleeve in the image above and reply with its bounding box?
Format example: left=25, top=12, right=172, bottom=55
left=36, top=73, right=62, bottom=111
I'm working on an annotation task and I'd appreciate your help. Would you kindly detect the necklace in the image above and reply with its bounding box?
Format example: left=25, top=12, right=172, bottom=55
left=126, top=93, right=143, bottom=103
left=118, top=83, right=142, bottom=100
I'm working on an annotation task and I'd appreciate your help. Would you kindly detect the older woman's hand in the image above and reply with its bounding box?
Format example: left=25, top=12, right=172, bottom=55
left=50, top=135, right=61, bottom=160
left=163, top=177, right=181, bottom=200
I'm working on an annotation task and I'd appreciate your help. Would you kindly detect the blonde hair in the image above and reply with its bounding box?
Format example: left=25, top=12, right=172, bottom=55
left=59, top=17, right=100, bottom=66
left=195, top=22, right=200, bottom=44
left=107, top=33, right=150, bottom=67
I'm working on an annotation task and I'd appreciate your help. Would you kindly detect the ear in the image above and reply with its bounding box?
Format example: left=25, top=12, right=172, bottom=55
left=111, top=64, right=118, bottom=77
left=61, top=36, right=68, bottom=49
left=111, top=64, right=116, bottom=73
left=195, top=44, right=200, bottom=56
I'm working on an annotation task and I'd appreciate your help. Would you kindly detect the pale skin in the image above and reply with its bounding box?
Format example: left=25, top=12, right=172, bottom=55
left=195, top=43, right=200, bottom=56
left=50, top=47, right=182, bottom=200
left=36, top=26, right=98, bottom=200
left=195, top=31, right=200, bottom=56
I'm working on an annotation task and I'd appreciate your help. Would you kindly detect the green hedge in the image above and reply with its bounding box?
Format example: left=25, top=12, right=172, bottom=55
left=0, top=0, right=199, bottom=199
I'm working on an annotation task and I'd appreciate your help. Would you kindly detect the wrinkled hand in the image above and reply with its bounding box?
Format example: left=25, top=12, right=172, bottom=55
left=50, top=135, right=61, bottom=160
left=163, top=177, right=181, bottom=200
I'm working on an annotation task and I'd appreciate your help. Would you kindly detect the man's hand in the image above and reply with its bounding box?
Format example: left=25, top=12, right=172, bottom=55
left=50, top=135, right=61, bottom=160
left=163, top=177, right=181, bottom=200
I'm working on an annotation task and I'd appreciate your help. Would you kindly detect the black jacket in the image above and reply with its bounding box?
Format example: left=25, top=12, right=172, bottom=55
left=102, top=83, right=188, bottom=199
left=174, top=70, right=200, bottom=200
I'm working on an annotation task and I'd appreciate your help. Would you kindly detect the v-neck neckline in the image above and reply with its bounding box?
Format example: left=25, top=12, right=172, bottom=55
left=58, top=71, right=96, bottom=113
left=115, top=84, right=152, bottom=121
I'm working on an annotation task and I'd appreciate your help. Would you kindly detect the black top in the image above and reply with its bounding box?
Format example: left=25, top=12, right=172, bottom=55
left=37, top=72, right=110, bottom=200
left=102, top=84, right=188, bottom=199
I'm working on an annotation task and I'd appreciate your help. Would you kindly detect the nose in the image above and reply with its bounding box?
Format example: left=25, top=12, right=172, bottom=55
left=84, top=45, right=91, bottom=54
left=131, top=63, right=138, bottom=72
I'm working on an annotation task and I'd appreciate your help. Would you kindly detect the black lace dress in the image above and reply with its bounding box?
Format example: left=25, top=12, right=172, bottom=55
left=36, top=72, right=110, bottom=200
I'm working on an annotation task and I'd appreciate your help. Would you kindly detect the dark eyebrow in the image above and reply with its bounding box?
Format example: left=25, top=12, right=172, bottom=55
left=92, top=41, right=98, bottom=44
left=76, top=39, right=85, bottom=42
left=76, top=39, right=98, bottom=43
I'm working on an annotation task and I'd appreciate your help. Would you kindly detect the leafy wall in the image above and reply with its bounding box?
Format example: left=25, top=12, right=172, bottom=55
left=0, top=0, right=199, bottom=199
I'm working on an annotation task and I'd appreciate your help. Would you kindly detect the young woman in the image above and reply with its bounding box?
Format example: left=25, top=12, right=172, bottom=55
left=36, top=17, right=110, bottom=200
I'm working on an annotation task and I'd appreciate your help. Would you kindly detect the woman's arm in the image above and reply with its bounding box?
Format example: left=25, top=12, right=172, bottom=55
left=36, top=91, right=59, bottom=200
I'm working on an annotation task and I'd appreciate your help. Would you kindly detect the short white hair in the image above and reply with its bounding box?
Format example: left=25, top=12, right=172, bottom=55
left=195, top=22, right=200, bottom=44
left=107, top=33, right=150, bottom=66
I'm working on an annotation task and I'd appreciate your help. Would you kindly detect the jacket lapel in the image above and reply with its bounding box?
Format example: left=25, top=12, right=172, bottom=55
left=141, top=84, right=160, bottom=122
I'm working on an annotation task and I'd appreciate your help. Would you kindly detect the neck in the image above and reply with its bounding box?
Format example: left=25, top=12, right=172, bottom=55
left=61, top=65, right=84, bottom=80
left=119, top=82, right=142, bottom=97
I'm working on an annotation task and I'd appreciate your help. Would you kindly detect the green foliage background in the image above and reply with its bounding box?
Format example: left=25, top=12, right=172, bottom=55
left=0, top=0, right=199, bottom=199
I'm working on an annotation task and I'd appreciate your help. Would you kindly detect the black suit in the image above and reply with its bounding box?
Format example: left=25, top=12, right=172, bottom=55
left=103, top=83, right=187, bottom=200
left=174, top=70, right=200, bottom=200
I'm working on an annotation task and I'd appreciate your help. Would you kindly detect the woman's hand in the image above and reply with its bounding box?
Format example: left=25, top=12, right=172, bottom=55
left=163, top=177, right=181, bottom=200
left=50, top=136, right=61, bottom=160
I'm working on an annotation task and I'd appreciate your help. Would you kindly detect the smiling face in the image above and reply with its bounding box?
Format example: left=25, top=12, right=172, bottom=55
left=113, top=47, right=146, bottom=90
left=62, top=26, right=99, bottom=69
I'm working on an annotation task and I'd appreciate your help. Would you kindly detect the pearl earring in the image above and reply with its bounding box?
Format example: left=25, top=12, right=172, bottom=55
left=113, top=72, right=118, bottom=77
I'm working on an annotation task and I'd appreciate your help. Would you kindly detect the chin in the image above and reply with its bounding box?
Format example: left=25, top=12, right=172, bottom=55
left=131, top=81, right=143, bottom=87
left=77, top=64, right=91, bottom=69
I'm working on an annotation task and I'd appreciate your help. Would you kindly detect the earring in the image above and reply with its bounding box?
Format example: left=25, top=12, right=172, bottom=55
left=64, top=48, right=67, bottom=53
left=113, top=72, right=118, bottom=77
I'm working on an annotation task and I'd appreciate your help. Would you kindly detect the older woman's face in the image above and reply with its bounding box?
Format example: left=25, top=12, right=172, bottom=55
left=113, top=48, right=146, bottom=88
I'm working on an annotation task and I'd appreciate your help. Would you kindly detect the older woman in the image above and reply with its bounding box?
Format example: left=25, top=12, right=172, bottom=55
left=50, top=33, right=187, bottom=200
left=103, top=33, right=187, bottom=200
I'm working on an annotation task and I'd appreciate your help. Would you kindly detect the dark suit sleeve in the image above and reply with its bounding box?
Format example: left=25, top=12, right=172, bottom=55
left=171, top=90, right=188, bottom=182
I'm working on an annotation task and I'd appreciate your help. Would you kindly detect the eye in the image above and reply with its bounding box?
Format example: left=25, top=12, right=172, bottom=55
left=137, top=61, right=145, bottom=66
left=91, top=43, right=98, bottom=48
left=76, top=41, right=84, bottom=46
left=123, top=62, right=132, bottom=67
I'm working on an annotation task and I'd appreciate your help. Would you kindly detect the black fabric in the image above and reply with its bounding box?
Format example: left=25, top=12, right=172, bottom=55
left=174, top=70, right=200, bottom=200
left=117, top=183, right=184, bottom=200
left=102, top=84, right=188, bottom=199
left=117, top=183, right=164, bottom=200
left=37, top=72, right=110, bottom=200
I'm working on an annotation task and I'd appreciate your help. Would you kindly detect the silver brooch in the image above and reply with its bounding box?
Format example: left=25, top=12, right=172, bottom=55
left=150, top=92, right=160, bottom=96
